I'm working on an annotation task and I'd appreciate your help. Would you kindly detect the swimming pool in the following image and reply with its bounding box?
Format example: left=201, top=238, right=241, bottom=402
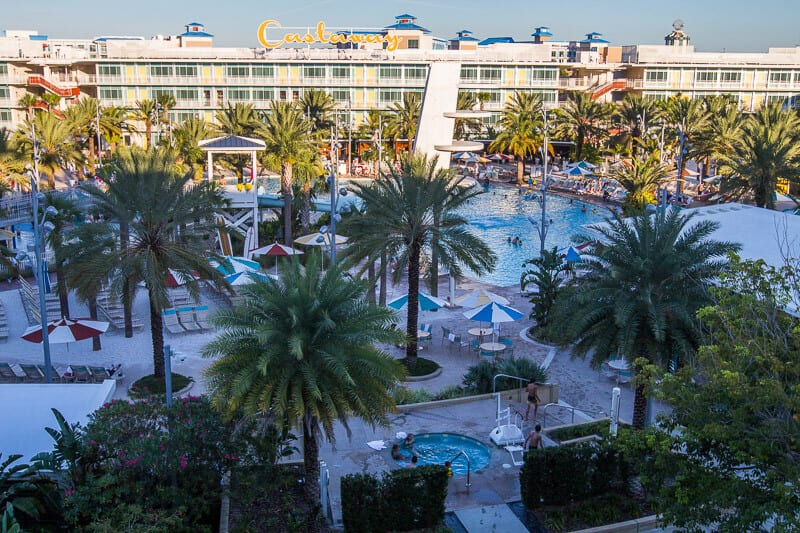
left=392, top=433, right=491, bottom=476
left=459, top=185, right=607, bottom=286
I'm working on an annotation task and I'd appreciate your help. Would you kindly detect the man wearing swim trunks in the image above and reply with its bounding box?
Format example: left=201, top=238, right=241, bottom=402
left=525, top=380, right=540, bottom=421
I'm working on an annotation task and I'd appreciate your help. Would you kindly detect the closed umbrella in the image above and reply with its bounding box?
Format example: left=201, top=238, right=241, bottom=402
left=22, top=317, right=109, bottom=344
left=387, top=292, right=448, bottom=312
left=455, top=289, right=509, bottom=308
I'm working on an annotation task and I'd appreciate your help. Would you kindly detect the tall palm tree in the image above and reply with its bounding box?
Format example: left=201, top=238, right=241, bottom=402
left=156, top=93, right=176, bottom=146
left=694, top=98, right=742, bottom=178
left=132, top=99, right=157, bottom=149
left=661, top=95, right=710, bottom=192
left=60, top=223, right=117, bottom=351
left=347, top=154, right=496, bottom=364
left=86, top=147, right=227, bottom=377
left=18, top=94, right=38, bottom=122
left=289, top=150, right=325, bottom=233
left=43, top=193, right=80, bottom=317
left=15, top=112, right=82, bottom=189
left=258, top=101, right=312, bottom=246
left=203, top=254, right=406, bottom=526
left=300, top=88, right=336, bottom=135
left=553, top=90, right=613, bottom=161
left=612, top=154, right=669, bottom=214
left=172, top=117, right=210, bottom=178
left=385, top=92, right=420, bottom=157
left=214, top=102, right=259, bottom=137
left=0, top=128, right=24, bottom=192
left=718, top=103, right=800, bottom=208
left=616, top=94, right=662, bottom=157
left=40, top=93, right=61, bottom=114
left=489, top=105, right=541, bottom=185
left=549, top=209, right=738, bottom=428
left=454, top=91, right=482, bottom=140
left=358, top=109, right=387, bottom=177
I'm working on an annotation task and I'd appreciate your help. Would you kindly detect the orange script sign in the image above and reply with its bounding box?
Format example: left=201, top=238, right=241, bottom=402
left=257, top=20, right=400, bottom=52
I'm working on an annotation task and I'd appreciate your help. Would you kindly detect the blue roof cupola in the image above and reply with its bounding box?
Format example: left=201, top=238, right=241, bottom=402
left=456, top=30, right=478, bottom=42
left=181, top=22, right=214, bottom=37
left=385, top=14, right=430, bottom=33
left=531, top=26, right=553, bottom=38
left=580, top=32, right=609, bottom=44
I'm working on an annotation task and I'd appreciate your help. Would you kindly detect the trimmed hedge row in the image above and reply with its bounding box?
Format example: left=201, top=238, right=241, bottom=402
left=341, top=465, right=448, bottom=532
left=520, top=441, right=632, bottom=507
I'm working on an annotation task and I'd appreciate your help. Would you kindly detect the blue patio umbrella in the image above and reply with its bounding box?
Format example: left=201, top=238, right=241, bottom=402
left=570, top=160, right=597, bottom=170
left=210, top=255, right=261, bottom=275
left=565, top=246, right=582, bottom=263
left=387, top=292, right=448, bottom=311
left=224, top=270, right=271, bottom=286
left=463, top=301, right=524, bottom=323
left=453, top=152, right=478, bottom=160
left=566, top=166, right=594, bottom=177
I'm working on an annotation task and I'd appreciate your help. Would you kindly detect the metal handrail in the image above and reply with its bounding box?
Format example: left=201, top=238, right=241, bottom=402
left=541, top=402, right=606, bottom=428
left=492, top=373, right=529, bottom=394
left=449, top=450, right=471, bottom=489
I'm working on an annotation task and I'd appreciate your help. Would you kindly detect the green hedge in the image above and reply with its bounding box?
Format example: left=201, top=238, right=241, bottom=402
left=520, top=441, right=632, bottom=508
left=341, top=465, right=448, bottom=532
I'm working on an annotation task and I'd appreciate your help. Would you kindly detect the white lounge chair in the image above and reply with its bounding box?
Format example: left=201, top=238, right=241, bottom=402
left=162, top=309, right=185, bottom=334
left=194, top=305, right=212, bottom=329
left=177, top=306, right=201, bottom=331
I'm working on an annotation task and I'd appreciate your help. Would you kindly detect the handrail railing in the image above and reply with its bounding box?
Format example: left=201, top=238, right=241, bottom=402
left=492, top=373, right=529, bottom=394
left=449, top=450, right=471, bottom=489
left=542, top=402, right=606, bottom=428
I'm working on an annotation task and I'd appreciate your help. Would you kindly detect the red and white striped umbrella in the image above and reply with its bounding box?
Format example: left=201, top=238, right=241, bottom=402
left=249, top=242, right=304, bottom=257
left=22, top=317, right=110, bottom=344
left=165, top=268, right=200, bottom=288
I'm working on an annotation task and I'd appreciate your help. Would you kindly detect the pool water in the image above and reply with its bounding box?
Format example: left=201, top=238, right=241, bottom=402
left=459, top=185, right=607, bottom=286
left=393, top=433, right=491, bottom=476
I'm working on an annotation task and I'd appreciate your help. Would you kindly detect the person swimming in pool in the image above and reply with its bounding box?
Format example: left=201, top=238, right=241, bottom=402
left=391, top=444, right=409, bottom=461
left=403, top=433, right=415, bottom=448
left=581, top=205, right=587, bottom=213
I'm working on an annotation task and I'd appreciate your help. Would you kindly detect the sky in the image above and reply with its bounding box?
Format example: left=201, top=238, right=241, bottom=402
left=6, top=0, right=800, bottom=52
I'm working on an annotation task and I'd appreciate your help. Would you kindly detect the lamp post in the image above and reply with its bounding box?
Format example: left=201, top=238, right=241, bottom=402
left=536, top=110, right=551, bottom=255
left=322, top=125, right=347, bottom=264
left=28, top=121, right=57, bottom=383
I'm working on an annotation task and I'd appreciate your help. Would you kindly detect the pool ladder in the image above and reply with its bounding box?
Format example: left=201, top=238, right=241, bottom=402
left=449, top=450, right=471, bottom=489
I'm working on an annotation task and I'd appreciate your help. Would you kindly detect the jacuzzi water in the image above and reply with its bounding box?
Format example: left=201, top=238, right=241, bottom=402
left=392, top=432, right=491, bottom=477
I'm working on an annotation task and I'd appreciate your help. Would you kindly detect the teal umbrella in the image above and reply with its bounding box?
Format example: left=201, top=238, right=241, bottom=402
left=387, top=292, right=448, bottom=311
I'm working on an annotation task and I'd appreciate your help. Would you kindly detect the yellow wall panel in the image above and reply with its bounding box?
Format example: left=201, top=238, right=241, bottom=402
left=366, top=88, right=376, bottom=105
left=366, top=67, right=376, bottom=83
left=354, top=66, right=364, bottom=83
left=125, top=66, right=135, bottom=81
left=138, top=66, right=147, bottom=80
left=505, top=68, right=515, bottom=86
left=353, top=88, right=364, bottom=105
left=127, top=88, right=136, bottom=102
left=291, top=66, right=300, bottom=83
left=278, top=66, right=287, bottom=83
left=202, top=66, right=211, bottom=83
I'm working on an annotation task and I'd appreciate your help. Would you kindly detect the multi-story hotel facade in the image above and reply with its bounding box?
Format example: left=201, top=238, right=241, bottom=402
left=1, top=16, right=799, bottom=144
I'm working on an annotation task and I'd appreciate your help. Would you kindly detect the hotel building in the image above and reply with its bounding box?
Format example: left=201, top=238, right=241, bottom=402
left=1, top=16, right=799, bottom=144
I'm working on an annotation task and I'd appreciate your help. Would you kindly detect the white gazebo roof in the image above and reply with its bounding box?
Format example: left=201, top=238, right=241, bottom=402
left=199, top=135, right=266, bottom=152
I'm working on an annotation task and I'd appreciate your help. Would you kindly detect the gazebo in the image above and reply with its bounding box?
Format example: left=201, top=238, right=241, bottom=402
left=199, top=136, right=267, bottom=254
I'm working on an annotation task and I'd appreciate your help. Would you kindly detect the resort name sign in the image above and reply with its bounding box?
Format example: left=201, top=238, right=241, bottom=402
left=257, top=20, right=400, bottom=52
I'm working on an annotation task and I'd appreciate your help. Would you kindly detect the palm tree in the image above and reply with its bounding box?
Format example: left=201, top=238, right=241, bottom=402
left=661, top=95, right=710, bottom=192
left=15, top=112, right=82, bottom=189
left=347, top=154, right=496, bottom=364
left=60, top=223, right=117, bottom=351
left=132, top=99, right=157, bottom=149
left=43, top=193, right=80, bottom=317
left=520, top=247, right=573, bottom=335
left=290, top=150, right=325, bottom=233
left=718, top=103, right=800, bottom=208
left=203, top=254, right=406, bottom=525
left=0, top=128, right=23, bottom=192
left=612, top=154, right=669, bottom=214
left=214, top=102, right=259, bottom=137
left=300, top=89, right=336, bottom=135
left=616, top=94, right=662, bottom=156
left=489, top=101, right=541, bottom=185
left=258, top=101, right=312, bottom=246
left=694, top=98, right=742, bottom=178
left=358, top=109, right=387, bottom=177
left=86, top=147, right=227, bottom=377
left=18, top=94, right=38, bottom=122
left=40, top=93, right=61, bottom=114
left=553, top=91, right=613, bottom=161
left=454, top=92, right=482, bottom=140
left=156, top=93, right=176, bottom=146
left=549, top=209, right=738, bottom=428
left=385, top=92, right=420, bottom=157
left=172, top=117, right=210, bottom=179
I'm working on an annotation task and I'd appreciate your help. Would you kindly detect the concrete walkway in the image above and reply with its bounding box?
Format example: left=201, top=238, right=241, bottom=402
left=455, top=504, right=528, bottom=533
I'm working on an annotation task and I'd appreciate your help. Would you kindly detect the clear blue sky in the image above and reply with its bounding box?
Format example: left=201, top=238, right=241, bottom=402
left=8, top=0, right=800, bottom=52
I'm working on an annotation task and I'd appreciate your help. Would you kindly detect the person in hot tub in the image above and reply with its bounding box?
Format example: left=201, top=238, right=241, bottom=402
left=402, top=433, right=415, bottom=448
left=391, top=444, right=409, bottom=461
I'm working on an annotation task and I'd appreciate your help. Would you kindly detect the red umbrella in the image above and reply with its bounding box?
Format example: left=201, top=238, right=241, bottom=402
left=22, top=317, right=110, bottom=344
left=165, top=268, right=200, bottom=288
left=250, top=243, right=304, bottom=274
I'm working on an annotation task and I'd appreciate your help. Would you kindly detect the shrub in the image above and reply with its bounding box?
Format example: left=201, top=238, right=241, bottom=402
left=392, top=386, right=433, bottom=405
left=130, top=373, right=193, bottom=396
left=463, top=357, right=547, bottom=394
left=341, top=465, right=448, bottom=532
left=431, top=385, right=469, bottom=401
left=547, top=420, right=611, bottom=443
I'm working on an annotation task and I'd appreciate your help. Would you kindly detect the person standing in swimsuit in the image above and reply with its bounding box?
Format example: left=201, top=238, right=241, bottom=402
left=525, top=380, right=540, bottom=421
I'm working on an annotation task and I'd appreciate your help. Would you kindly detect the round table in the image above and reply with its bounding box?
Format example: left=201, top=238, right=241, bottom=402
left=417, top=330, right=432, bottom=340
left=468, top=327, right=493, bottom=338
left=607, top=358, right=629, bottom=371
left=480, top=342, right=506, bottom=354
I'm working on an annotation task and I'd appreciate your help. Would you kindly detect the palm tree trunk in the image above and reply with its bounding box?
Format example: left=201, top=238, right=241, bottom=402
left=367, top=260, right=376, bottom=304
left=149, top=288, right=165, bottom=379
left=405, top=240, right=421, bottom=364
left=145, top=122, right=152, bottom=150
left=302, top=412, right=323, bottom=532
left=120, top=222, right=133, bottom=338
left=89, top=297, right=101, bottom=351
left=379, top=250, right=388, bottom=306
left=632, top=383, right=647, bottom=430
left=407, top=137, right=414, bottom=157
left=301, top=182, right=311, bottom=234
left=576, top=128, right=585, bottom=161
left=281, top=161, right=294, bottom=246
left=517, top=159, right=525, bottom=186
left=56, top=268, right=69, bottom=318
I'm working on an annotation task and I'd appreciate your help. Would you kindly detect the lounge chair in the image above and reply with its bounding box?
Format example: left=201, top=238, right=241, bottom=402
left=88, top=366, right=113, bottom=383
left=69, top=365, right=92, bottom=383
left=177, top=307, right=201, bottom=331
left=162, top=309, right=185, bottom=334
left=19, top=363, right=44, bottom=383
left=194, top=305, right=212, bottom=329
left=36, top=365, right=64, bottom=383
left=0, top=363, right=21, bottom=383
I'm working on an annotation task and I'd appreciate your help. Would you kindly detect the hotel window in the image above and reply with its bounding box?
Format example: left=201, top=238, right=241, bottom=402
left=150, top=88, right=174, bottom=100
left=0, top=109, right=11, bottom=121
left=0, top=86, right=9, bottom=99
left=253, top=88, right=274, bottom=101
left=175, top=65, right=197, bottom=78
left=719, top=71, right=741, bottom=84
left=767, top=94, right=789, bottom=104
left=794, top=73, right=800, bottom=84
left=332, top=89, right=350, bottom=103
left=531, top=68, right=557, bottom=81
left=226, top=65, right=249, bottom=78
left=460, top=66, right=478, bottom=81
left=0, top=64, right=7, bottom=76
left=379, top=66, right=402, bottom=80
left=379, top=89, right=402, bottom=104
left=644, top=70, right=668, bottom=83
left=98, top=64, right=121, bottom=78
left=176, top=88, right=198, bottom=102
left=228, top=88, right=251, bottom=101
left=303, top=66, right=326, bottom=79
left=331, top=66, right=350, bottom=79
left=480, top=67, right=501, bottom=81
left=252, top=65, right=274, bottom=79
left=173, top=111, right=200, bottom=122
left=150, top=65, right=173, bottom=77
left=98, top=87, right=122, bottom=101
left=695, top=71, right=718, bottom=83
left=407, top=39, right=419, bottom=49
left=405, top=66, right=427, bottom=80
left=770, top=71, right=791, bottom=84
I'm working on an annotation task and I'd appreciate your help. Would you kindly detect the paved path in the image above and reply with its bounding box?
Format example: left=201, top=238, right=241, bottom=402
left=455, top=504, right=528, bottom=533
